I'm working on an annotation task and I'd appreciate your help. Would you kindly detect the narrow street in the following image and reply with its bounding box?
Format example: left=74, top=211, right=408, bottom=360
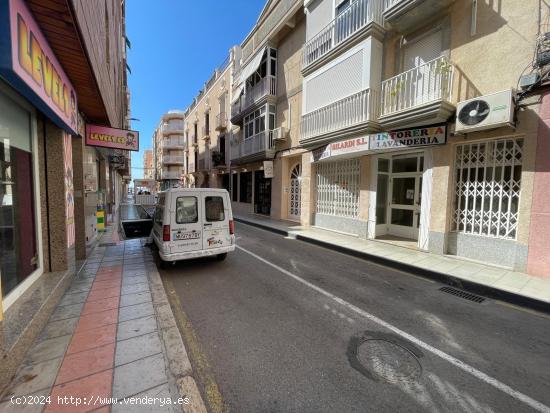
left=161, top=223, right=550, bottom=413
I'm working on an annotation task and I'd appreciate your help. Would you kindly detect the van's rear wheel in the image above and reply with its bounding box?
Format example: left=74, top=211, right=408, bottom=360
left=216, top=253, right=227, bottom=261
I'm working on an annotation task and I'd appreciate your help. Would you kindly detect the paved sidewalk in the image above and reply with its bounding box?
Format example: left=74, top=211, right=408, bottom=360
left=234, top=213, right=550, bottom=308
left=0, top=227, right=206, bottom=413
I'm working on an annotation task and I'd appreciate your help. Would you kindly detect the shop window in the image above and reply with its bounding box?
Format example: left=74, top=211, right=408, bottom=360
left=452, top=138, right=523, bottom=239
left=239, top=172, right=252, bottom=203
left=0, top=91, right=38, bottom=298
left=316, top=159, right=360, bottom=218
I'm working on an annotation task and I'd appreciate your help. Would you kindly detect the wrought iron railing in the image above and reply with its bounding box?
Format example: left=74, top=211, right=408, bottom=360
left=231, top=76, right=277, bottom=118
left=301, top=89, right=378, bottom=140
left=302, top=0, right=383, bottom=68
left=380, top=56, right=454, bottom=116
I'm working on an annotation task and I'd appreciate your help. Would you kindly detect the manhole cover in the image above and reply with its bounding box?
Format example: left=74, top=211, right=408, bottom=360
left=348, top=332, right=423, bottom=384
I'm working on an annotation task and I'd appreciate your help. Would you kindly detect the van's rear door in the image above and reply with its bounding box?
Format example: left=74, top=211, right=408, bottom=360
left=202, top=192, right=232, bottom=250
left=170, top=194, right=203, bottom=253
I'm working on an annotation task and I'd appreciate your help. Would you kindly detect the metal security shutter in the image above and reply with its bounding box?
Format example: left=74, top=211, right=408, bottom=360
left=403, top=30, right=443, bottom=70
left=316, top=159, right=360, bottom=218
left=305, top=49, right=364, bottom=113
left=307, top=0, right=334, bottom=41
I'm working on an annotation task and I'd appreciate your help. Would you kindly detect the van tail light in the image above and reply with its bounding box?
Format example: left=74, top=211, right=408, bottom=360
left=163, top=225, right=171, bottom=241
left=229, top=220, right=235, bottom=235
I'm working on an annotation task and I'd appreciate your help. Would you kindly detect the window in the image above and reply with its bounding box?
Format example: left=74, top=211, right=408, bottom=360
left=239, top=172, right=252, bottom=203
left=205, top=196, right=225, bottom=222
left=452, top=138, right=523, bottom=239
left=0, top=89, right=38, bottom=298
left=176, top=196, right=198, bottom=224
left=316, top=159, right=360, bottom=218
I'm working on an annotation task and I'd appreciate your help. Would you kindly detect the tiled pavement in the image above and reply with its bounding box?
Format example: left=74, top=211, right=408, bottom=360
left=234, top=213, right=550, bottom=305
left=0, top=230, right=184, bottom=413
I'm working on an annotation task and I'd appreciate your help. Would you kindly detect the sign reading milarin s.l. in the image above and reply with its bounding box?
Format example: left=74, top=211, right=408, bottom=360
left=86, top=125, right=140, bottom=152
left=0, top=0, right=78, bottom=134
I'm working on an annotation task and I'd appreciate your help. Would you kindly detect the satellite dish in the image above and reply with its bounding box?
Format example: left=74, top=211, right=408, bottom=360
left=458, top=100, right=490, bottom=126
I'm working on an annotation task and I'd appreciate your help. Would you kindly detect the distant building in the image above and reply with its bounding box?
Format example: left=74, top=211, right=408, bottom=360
left=143, top=149, right=154, bottom=179
left=153, top=111, right=186, bottom=190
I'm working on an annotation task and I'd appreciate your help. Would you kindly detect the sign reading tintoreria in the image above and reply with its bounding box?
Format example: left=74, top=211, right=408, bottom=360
left=86, top=125, right=140, bottom=152
left=369, top=125, right=447, bottom=150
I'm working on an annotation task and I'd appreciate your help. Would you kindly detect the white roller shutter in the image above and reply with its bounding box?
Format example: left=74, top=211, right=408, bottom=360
left=306, top=0, right=334, bottom=41
left=403, top=30, right=443, bottom=70
left=305, top=49, right=364, bottom=114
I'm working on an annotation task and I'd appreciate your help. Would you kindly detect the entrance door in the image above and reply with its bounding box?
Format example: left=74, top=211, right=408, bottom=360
left=387, top=154, right=424, bottom=240
left=254, top=170, right=271, bottom=215
left=288, top=164, right=301, bottom=221
left=403, top=30, right=443, bottom=107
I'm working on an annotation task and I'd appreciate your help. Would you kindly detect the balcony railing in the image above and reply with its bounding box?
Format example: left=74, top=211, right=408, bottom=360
left=163, top=138, right=185, bottom=148
left=230, top=132, right=243, bottom=161
left=163, top=122, right=184, bottom=134
left=197, top=155, right=211, bottom=171
left=380, top=56, right=454, bottom=117
left=161, top=171, right=181, bottom=180
left=231, top=76, right=277, bottom=118
left=162, top=155, right=185, bottom=164
left=301, top=89, right=378, bottom=141
left=242, top=130, right=275, bottom=158
left=303, top=0, right=383, bottom=68
left=216, top=112, right=227, bottom=130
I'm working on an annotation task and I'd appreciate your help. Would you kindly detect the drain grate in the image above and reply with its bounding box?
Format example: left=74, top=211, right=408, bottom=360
left=99, top=242, right=117, bottom=247
left=440, top=286, right=485, bottom=303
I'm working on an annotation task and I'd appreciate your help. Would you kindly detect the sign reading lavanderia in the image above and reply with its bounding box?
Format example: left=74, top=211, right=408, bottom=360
left=369, top=124, right=447, bottom=151
left=86, top=125, right=140, bottom=151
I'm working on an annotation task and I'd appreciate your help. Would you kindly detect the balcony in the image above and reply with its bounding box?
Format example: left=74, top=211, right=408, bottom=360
left=162, top=123, right=184, bottom=135
left=216, top=112, right=227, bottom=131
left=163, top=138, right=185, bottom=149
left=379, top=56, right=455, bottom=129
left=302, top=0, right=383, bottom=71
left=160, top=170, right=182, bottom=180
left=231, top=130, right=276, bottom=164
left=231, top=76, right=277, bottom=123
left=197, top=156, right=211, bottom=172
left=162, top=155, right=185, bottom=165
left=300, top=88, right=379, bottom=145
left=383, top=0, right=455, bottom=32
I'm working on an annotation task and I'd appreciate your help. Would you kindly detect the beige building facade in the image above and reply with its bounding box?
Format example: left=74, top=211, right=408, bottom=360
left=179, top=0, right=550, bottom=277
left=183, top=52, right=237, bottom=191
left=153, top=111, right=186, bottom=190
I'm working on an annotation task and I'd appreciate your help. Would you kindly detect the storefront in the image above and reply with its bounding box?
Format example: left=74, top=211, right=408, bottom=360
left=0, top=82, right=41, bottom=308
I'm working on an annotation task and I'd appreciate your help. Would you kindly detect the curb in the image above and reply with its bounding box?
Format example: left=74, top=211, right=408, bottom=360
left=145, top=250, right=208, bottom=413
left=234, top=217, right=550, bottom=315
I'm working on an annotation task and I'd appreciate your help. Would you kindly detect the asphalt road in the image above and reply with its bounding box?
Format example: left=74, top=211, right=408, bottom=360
left=160, top=222, right=550, bottom=413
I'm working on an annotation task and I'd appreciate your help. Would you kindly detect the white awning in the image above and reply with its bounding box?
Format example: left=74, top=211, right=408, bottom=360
left=238, top=47, right=267, bottom=86
left=231, top=83, right=245, bottom=104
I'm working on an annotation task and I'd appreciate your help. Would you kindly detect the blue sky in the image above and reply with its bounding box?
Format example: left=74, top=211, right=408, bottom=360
left=127, top=0, right=266, bottom=179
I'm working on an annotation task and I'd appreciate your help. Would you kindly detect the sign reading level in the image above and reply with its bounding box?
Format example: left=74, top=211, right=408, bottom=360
left=0, top=0, right=78, bottom=134
left=86, top=125, right=140, bottom=151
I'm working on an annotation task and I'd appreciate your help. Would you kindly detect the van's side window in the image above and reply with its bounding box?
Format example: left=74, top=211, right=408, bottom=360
left=205, top=196, right=225, bottom=222
left=154, top=206, right=163, bottom=225
left=176, top=197, right=198, bottom=224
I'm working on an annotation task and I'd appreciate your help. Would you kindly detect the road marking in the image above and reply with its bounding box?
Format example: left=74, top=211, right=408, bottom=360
left=236, top=245, right=550, bottom=413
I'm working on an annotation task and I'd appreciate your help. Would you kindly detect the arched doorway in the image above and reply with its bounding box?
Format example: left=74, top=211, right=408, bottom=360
left=289, top=163, right=301, bottom=221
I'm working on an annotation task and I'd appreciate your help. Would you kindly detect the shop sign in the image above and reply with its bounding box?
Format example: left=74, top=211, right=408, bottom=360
left=369, top=125, right=447, bottom=151
left=311, top=136, right=370, bottom=162
left=86, top=124, right=139, bottom=151
left=0, top=0, right=78, bottom=134
left=263, top=161, right=274, bottom=178
left=311, top=145, right=331, bottom=162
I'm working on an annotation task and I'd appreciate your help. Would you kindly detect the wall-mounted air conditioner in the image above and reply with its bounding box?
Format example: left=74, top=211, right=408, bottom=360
left=455, top=89, right=515, bottom=134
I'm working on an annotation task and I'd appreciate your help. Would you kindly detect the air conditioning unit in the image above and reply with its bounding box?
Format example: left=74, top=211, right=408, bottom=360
left=455, top=89, right=515, bottom=134
left=272, top=127, right=289, bottom=142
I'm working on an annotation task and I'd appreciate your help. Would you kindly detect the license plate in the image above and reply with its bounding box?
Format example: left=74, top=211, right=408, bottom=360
left=174, top=231, right=200, bottom=240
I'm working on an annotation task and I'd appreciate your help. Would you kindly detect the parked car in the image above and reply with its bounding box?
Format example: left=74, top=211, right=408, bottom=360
left=152, top=188, right=235, bottom=267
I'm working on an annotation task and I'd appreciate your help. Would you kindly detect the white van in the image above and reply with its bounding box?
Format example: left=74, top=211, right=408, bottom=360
left=152, top=188, right=235, bottom=265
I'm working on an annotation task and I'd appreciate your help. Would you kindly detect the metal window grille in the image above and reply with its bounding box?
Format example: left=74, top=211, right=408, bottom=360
left=452, top=137, right=523, bottom=239
left=316, top=159, right=360, bottom=218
